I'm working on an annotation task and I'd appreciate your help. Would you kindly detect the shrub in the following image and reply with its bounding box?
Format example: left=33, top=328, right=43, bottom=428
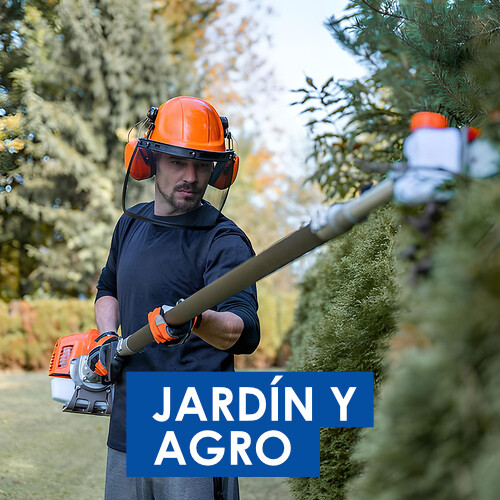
left=0, top=298, right=95, bottom=370
left=348, top=178, right=500, bottom=499
left=287, top=206, right=400, bottom=499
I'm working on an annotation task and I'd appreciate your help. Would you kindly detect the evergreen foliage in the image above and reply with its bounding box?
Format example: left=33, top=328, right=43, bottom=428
left=287, top=207, right=400, bottom=499
left=0, top=0, right=214, bottom=298
left=294, top=0, right=500, bottom=199
left=288, top=2, right=500, bottom=499
left=0, top=0, right=278, bottom=300
left=0, top=0, right=27, bottom=175
left=348, top=177, right=500, bottom=500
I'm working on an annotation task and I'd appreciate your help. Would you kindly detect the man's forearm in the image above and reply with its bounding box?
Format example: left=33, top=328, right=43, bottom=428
left=94, top=297, right=245, bottom=350
left=192, top=310, right=243, bottom=351
left=95, top=295, right=120, bottom=334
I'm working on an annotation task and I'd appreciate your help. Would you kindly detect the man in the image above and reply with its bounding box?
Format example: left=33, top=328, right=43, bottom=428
left=94, top=96, right=260, bottom=499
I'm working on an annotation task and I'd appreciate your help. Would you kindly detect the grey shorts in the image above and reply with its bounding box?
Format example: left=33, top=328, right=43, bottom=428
left=105, top=447, right=239, bottom=500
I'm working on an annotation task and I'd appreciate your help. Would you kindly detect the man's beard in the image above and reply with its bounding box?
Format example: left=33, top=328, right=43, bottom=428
left=158, top=182, right=204, bottom=214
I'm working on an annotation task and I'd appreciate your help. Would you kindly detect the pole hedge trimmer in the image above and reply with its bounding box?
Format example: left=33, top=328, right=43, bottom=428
left=48, top=112, right=499, bottom=416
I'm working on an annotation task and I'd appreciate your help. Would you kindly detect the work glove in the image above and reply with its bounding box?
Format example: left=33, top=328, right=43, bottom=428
left=88, top=331, right=125, bottom=384
left=148, top=304, right=202, bottom=346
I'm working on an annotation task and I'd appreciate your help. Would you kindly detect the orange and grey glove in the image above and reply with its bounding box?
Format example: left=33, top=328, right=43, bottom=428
left=148, top=304, right=202, bottom=345
left=88, top=331, right=124, bottom=383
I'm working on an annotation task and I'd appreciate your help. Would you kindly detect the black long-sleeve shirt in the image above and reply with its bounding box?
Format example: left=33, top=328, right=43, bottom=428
left=96, top=201, right=260, bottom=451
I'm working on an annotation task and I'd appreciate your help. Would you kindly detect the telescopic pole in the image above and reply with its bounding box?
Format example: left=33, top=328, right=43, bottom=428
left=117, top=178, right=395, bottom=356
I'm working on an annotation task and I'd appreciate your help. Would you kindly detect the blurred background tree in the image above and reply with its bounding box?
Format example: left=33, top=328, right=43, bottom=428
left=0, top=0, right=180, bottom=298
left=0, top=0, right=283, bottom=301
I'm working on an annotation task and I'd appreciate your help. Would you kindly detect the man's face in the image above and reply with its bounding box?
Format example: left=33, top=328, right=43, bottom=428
left=155, top=155, right=213, bottom=216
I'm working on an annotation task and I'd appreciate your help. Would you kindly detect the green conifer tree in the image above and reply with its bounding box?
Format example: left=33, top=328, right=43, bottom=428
left=296, top=0, right=499, bottom=199
left=0, top=0, right=34, bottom=297
left=0, top=0, right=207, bottom=298
left=287, top=207, right=400, bottom=499
left=288, top=1, right=500, bottom=499
left=339, top=4, right=500, bottom=499
left=348, top=177, right=500, bottom=500
left=0, top=0, right=27, bottom=176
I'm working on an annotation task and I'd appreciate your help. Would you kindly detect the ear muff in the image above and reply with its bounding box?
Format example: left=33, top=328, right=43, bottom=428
left=209, top=155, right=239, bottom=189
left=124, top=139, right=156, bottom=180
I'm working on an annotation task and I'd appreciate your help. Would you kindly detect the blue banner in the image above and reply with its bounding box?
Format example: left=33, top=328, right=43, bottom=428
left=127, top=371, right=373, bottom=477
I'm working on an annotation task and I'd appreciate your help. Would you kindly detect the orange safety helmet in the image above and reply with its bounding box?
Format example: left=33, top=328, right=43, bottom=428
left=124, top=96, right=239, bottom=189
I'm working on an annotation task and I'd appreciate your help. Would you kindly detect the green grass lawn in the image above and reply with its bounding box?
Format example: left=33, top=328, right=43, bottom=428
left=0, top=372, right=290, bottom=499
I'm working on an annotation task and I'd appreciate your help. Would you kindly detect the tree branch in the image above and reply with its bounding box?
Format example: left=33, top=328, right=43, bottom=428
left=467, top=26, right=500, bottom=40
left=360, top=0, right=413, bottom=22
left=423, top=64, right=469, bottom=112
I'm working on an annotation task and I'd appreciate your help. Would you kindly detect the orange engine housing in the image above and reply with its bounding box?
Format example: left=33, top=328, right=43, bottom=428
left=48, top=329, right=100, bottom=378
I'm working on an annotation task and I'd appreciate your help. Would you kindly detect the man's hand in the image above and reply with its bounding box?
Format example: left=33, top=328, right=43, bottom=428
left=148, top=305, right=202, bottom=346
left=88, top=331, right=125, bottom=383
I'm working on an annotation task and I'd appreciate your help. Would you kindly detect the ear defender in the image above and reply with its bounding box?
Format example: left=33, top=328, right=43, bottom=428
left=124, top=107, right=159, bottom=180
left=208, top=116, right=239, bottom=189
left=124, top=139, right=156, bottom=180
left=209, top=155, right=239, bottom=189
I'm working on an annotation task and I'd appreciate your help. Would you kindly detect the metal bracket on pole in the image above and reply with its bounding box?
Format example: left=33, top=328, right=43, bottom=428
left=312, top=178, right=395, bottom=241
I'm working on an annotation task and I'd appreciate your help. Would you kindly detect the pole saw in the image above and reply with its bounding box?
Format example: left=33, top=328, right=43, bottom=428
left=48, top=113, right=499, bottom=416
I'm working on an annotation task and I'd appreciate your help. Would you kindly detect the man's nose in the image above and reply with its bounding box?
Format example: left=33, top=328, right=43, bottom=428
left=183, top=162, right=198, bottom=183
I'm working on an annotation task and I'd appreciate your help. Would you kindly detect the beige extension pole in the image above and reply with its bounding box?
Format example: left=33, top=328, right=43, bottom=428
left=118, top=178, right=394, bottom=356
